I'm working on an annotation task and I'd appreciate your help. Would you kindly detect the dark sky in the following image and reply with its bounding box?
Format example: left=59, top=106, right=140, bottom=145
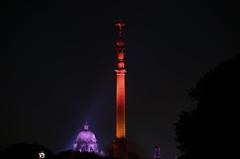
left=2, top=0, right=240, bottom=159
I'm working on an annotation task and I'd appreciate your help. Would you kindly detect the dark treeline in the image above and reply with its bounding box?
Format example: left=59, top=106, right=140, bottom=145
left=54, top=151, right=111, bottom=159
left=0, top=143, right=111, bottom=159
left=0, top=143, right=141, bottom=159
left=0, top=143, right=53, bottom=159
left=175, top=56, right=240, bottom=159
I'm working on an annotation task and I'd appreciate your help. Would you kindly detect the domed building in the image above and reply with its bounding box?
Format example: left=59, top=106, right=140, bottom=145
left=73, top=122, right=99, bottom=153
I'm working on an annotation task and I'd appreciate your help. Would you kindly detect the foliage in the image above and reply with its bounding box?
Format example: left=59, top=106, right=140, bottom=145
left=175, top=56, right=240, bottom=159
left=0, top=142, right=53, bottom=159
left=54, top=150, right=111, bottom=159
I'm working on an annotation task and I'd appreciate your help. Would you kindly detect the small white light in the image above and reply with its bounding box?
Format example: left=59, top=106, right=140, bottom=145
left=39, top=152, right=45, bottom=159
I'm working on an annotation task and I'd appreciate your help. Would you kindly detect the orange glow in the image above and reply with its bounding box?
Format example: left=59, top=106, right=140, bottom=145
left=115, top=69, right=126, bottom=139
left=117, top=62, right=125, bottom=68
left=113, top=21, right=128, bottom=159
left=115, top=21, right=127, bottom=140
left=118, top=52, right=124, bottom=60
left=116, top=39, right=125, bottom=47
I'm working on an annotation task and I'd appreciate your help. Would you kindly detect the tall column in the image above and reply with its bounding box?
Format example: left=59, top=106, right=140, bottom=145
left=112, top=22, right=128, bottom=159
left=115, top=22, right=126, bottom=139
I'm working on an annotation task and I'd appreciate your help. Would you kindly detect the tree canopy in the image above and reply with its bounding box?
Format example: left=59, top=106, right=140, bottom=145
left=175, top=56, right=240, bottom=159
left=0, top=143, right=53, bottom=159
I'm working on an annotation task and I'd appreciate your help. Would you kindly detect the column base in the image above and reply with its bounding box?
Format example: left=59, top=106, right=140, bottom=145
left=112, top=138, right=128, bottom=159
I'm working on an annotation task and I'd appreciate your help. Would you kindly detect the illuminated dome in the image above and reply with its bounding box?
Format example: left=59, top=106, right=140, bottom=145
left=73, top=122, right=99, bottom=153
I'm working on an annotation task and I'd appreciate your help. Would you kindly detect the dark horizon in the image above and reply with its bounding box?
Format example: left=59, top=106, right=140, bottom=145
left=2, top=1, right=240, bottom=159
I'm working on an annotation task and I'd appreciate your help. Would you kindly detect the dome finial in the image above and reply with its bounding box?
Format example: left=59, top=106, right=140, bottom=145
left=84, top=121, right=89, bottom=130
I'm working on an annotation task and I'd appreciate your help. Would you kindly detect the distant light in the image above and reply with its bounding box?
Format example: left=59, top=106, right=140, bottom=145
left=39, top=152, right=45, bottom=159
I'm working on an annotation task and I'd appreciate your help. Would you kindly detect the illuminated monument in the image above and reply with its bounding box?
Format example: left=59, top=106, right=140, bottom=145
left=73, top=22, right=128, bottom=158
left=112, top=21, right=128, bottom=159
left=73, top=122, right=99, bottom=153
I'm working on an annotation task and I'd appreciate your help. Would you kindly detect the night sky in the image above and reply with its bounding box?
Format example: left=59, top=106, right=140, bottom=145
left=2, top=1, right=240, bottom=159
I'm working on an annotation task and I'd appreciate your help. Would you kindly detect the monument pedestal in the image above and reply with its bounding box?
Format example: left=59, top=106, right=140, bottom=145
left=112, top=138, right=128, bottom=159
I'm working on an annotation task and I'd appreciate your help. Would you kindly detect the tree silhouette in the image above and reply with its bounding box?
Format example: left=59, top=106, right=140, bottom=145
left=0, top=142, right=53, bottom=159
left=175, top=56, right=240, bottom=159
left=54, top=150, right=110, bottom=159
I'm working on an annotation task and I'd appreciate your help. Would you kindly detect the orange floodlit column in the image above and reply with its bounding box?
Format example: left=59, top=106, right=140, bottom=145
left=112, top=22, right=128, bottom=159
left=115, top=22, right=126, bottom=139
